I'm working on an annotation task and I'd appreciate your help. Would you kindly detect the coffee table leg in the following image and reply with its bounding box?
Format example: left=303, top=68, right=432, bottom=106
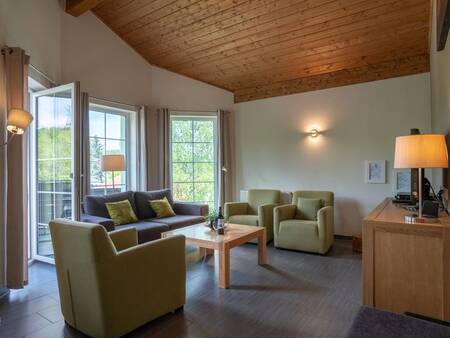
left=258, top=229, right=267, bottom=265
left=219, top=243, right=230, bottom=289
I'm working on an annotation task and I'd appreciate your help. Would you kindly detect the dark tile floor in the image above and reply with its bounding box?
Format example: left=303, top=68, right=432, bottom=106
left=0, top=239, right=361, bottom=338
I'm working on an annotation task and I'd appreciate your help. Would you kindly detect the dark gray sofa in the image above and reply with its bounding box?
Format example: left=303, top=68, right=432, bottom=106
left=81, top=189, right=208, bottom=243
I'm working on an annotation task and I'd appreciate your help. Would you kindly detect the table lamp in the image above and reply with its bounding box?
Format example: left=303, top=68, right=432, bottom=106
left=394, top=134, right=448, bottom=221
left=101, top=154, right=125, bottom=192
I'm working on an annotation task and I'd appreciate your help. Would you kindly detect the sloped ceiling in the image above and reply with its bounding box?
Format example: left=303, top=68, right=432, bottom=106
left=89, top=0, right=431, bottom=102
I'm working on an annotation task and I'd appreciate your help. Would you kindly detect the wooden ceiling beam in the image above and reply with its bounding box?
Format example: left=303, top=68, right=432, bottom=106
left=66, top=0, right=105, bottom=17
left=234, top=54, right=429, bottom=102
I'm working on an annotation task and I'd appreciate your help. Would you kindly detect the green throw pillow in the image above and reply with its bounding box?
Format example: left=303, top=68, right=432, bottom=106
left=296, top=198, right=322, bottom=221
left=105, top=200, right=138, bottom=225
left=149, top=196, right=176, bottom=218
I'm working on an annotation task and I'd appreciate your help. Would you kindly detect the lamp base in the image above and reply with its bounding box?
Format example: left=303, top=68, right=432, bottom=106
left=404, top=214, right=439, bottom=224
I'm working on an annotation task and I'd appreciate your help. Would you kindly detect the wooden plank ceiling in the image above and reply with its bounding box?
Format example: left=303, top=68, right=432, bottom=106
left=91, top=0, right=431, bottom=103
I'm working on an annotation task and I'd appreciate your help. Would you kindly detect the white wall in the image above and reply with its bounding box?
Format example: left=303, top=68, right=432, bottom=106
left=0, top=0, right=62, bottom=83
left=430, top=0, right=450, bottom=188
left=61, top=11, right=234, bottom=110
left=235, top=74, right=431, bottom=235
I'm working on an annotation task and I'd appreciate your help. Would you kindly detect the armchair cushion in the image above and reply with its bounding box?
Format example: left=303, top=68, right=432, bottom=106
left=296, top=198, right=322, bottom=221
left=277, top=220, right=319, bottom=252
left=228, top=214, right=259, bottom=226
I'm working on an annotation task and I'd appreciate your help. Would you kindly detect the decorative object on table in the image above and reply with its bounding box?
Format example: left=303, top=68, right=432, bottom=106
left=365, top=160, right=386, bottom=184
left=101, top=154, right=125, bottom=193
left=394, top=134, right=449, bottom=222
left=205, top=209, right=218, bottom=229
left=216, top=206, right=225, bottom=234
left=1, top=108, right=33, bottom=147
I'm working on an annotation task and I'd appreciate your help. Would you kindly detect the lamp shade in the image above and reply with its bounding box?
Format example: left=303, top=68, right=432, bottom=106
left=394, top=134, right=449, bottom=169
left=101, top=154, right=126, bottom=171
left=7, top=109, right=33, bottom=135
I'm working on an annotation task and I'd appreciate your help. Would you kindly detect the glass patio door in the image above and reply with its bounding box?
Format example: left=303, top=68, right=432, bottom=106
left=29, top=83, right=80, bottom=263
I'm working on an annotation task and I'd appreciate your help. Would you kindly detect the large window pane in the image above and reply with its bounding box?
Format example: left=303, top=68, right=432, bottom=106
left=89, top=107, right=130, bottom=194
left=106, top=113, right=125, bottom=139
left=34, top=87, right=74, bottom=258
left=194, top=143, right=214, bottom=162
left=89, top=111, right=105, bottom=138
left=194, top=120, right=214, bottom=142
left=172, top=120, right=192, bottom=142
left=171, top=116, right=217, bottom=208
left=173, top=163, right=193, bottom=182
left=172, top=143, right=193, bottom=162
left=173, top=183, right=194, bottom=202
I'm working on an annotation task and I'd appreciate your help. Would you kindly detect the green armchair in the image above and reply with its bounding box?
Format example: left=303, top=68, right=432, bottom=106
left=49, top=219, right=186, bottom=338
left=224, top=189, right=280, bottom=242
left=274, top=191, right=334, bottom=254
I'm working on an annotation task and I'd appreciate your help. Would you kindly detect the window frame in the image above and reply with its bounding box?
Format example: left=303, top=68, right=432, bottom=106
left=88, top=99, right=137, bottom=195
left=169, top=112, right=218, bottom=208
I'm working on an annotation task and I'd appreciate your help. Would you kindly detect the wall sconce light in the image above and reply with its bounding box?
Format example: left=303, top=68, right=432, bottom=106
left=1, top=108, right=33, bottom=147
left=310, top=128, right=320, bottom=137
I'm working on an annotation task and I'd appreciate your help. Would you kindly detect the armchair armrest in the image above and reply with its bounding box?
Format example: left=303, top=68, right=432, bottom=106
left=224, top=202, right=249, bottom=219
left=318, top=206, right=334, bottom=246
left=273, top=204, right=296, bottom=234
left=80, top=213, right=115, bottom=232
left=109, top=227, right=138, bottom=251
left=172, top=202, right=208, bottom=216
left=259, top=203, right=277, bottom=227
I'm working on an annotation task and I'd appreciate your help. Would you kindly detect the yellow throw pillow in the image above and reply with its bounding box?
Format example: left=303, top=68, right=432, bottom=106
left=149, top=196, right=176, bottom=218
left=105, top=199, right=138, bottom=225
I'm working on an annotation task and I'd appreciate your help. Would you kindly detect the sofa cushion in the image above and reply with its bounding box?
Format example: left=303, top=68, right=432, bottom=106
left=150, top=197, right=176, bottom=218
left=84, top=191, right=136, bottom=218
left=135, top=189, right=174, bottom=219
left=151, top=215, right=204, bottom=230
left=105, top=200, right=138, bottom=225
left=115, top=221, right=169, bottom=243
left=279, top=219, right=318, bottom=238
left=228, top=214, right=259, bottom=226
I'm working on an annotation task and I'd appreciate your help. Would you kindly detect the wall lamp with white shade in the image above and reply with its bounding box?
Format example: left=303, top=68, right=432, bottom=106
left=1, top=108, right=33, bottom=147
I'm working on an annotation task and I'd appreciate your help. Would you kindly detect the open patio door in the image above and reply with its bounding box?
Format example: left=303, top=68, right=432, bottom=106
left=29, top=82, right=81, bottom=263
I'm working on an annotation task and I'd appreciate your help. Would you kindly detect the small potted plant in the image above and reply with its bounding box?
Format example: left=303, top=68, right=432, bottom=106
left=205, top=209, right=218, bottom=229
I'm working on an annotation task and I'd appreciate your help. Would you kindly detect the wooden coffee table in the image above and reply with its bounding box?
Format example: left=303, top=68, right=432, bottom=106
left=162, top=223, right=267, bottom=289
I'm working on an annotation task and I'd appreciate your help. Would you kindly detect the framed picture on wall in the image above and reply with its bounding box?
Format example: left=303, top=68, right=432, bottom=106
left=393, top=169, right=411, bottom=194
left=365, top=160, right=386, bottom=184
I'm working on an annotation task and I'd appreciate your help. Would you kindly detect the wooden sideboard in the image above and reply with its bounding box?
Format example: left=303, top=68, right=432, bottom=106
left=363, top=198, right=450, bottom=321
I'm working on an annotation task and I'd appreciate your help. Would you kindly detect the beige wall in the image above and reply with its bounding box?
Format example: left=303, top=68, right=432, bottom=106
left=235, top=74, right=431, bottom=235
left=430, top=0, right=450, bottom=188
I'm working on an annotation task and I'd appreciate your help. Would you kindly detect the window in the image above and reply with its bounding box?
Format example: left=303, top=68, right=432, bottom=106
left=89, top=102, right=135, bottom=195
left=170, top=115, right=218, bottom=209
